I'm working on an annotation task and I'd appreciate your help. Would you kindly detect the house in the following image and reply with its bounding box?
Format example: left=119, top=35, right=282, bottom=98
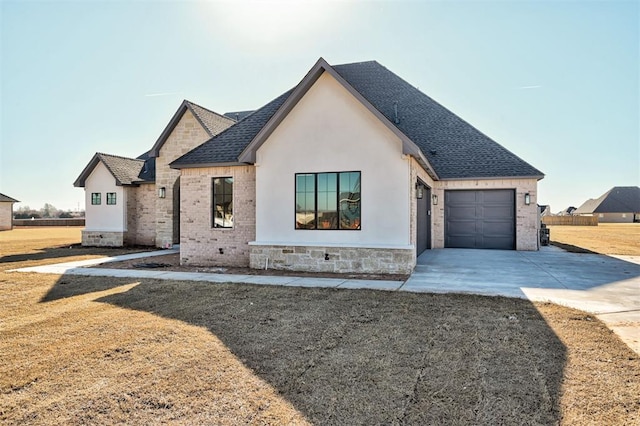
left=557, top=206, right=577, bottom=216
left=539, top=205, right=552, bottom=217
left=74, top=101, right=236, bottom=247
left=168, top=58, right=544, bottom=274
left=0, top=193, right=19, bottom=231
left=575, top=186, right=640, bottom=223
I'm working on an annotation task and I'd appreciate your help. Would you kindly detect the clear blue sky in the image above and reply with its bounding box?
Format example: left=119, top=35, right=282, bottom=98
left=1, top=0, right=638, bottom=212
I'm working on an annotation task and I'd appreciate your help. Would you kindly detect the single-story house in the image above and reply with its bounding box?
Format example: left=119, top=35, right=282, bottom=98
left=74, top=101, right=236, bottom=247
left=167, top=58, right=544, bottom=274
left=575, top=186, right=640, bottom=223
left=0, top=193, right=19, bottom=231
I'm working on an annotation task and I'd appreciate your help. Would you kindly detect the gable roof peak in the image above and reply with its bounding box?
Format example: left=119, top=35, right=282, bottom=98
left=0, top=193, right=19, bottom=203
left=149, top=99, right=235, bottom=157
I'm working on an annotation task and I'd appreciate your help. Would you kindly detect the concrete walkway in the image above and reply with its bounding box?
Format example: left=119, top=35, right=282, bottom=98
left=11, top=245, right=640, bottom=353
left=11, top=249, right=403, bottom=291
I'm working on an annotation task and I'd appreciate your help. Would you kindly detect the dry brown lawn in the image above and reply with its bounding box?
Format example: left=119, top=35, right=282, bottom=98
left=548, top=223, right=640, bottom=255
left=1, top=228, right=639, bottom=425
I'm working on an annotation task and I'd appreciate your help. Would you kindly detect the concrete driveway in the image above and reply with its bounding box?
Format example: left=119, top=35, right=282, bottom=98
left=404, top=246, right=640, bottom=353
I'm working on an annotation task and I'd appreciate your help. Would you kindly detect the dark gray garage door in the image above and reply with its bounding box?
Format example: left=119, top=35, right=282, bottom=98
left=445, top=190, right=515, bottom=250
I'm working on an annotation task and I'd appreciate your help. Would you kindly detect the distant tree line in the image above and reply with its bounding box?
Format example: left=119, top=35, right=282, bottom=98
left=13, top=203, right=85, bottom=219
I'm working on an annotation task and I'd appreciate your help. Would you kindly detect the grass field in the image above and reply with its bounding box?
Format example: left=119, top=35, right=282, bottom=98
left=1, top=228, right=639, bottom=425
left=549, top=223, right=640, bottom=255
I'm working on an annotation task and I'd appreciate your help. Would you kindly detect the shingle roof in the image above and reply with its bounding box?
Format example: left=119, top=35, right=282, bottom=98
left=171, top=59, right=543, bottom=179
left=136, top=151, right=156, bottom=182
left=172, top=90, right=293, bottom=166
left=0, top=193, right=19, bottom=203
left=224, top=110, right=255, bottom=121
left=575, top=186, right=640, bottom=214
left=332, top=61, right=543, bottom=179
left=149, top=100, right=235, bottom=157
left=98, top=153, right=146, bottom=185
left=74, top=153, right=153, bottom=187
left=187, top=101, right=236, bottom=136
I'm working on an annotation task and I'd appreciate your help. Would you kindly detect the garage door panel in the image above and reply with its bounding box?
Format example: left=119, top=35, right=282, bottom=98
left=482, top=190, right=515, bottom=203
left=445, top=190, right=515, bottom=250
left=482, top=206, right=514, bottom=218
left=448, top=207, right=478, bottom=220
left=447, top=220, right=477, bottom=235
left=448, top=191, right=477, bottom=204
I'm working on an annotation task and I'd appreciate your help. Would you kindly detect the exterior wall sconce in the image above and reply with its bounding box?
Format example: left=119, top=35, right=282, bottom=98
left=416, top=184, right=424, bottom=199
left=432, top=194, right=438, bottom=205
left=524, top=193, right=531, bottom=205
left=158, top=187, right=166, bottom=198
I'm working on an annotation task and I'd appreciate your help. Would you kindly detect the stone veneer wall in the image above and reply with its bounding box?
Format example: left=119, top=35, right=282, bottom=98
left=249, top=245, right=414, bottom=275
left=82, top=231, right=124, bottom=247
left=180, top=165, right=255, bottom=267
left=155, top=109, right=212, bottom=248
left=125, top=184, right=156, bottom=246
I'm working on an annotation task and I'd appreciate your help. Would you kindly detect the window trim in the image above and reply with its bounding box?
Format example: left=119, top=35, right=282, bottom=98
left=91, top=193, right=101, bottom=205
left=294, top=171, right=361, bottom=231
left=212, top=176, right=234, bottom=229
left=106, top=192, right=117, bottom=205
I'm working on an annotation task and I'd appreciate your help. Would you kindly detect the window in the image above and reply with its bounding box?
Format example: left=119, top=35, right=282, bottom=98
left=106, top=193, right=117, bottom=205
left=91, top=193, right=101, bottom=205
left=295, top=172, right=361, bottom=230
left=213, top=177, right=233, bottom=228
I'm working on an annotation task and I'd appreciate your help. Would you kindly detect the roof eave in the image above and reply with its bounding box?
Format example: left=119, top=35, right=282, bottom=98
left=170, top=161, right=251, bottom=170
left=438, top=174, right=545, bottom=181
left=73, top=153, right=102, bottom=187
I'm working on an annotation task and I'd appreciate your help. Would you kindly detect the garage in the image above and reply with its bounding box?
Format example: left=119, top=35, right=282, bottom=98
left=445, top=189, right=515, bottom=250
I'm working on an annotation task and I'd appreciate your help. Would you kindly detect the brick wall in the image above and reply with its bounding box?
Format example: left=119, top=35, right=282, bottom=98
left=155, top=109, right=212, bottom=248
left=410, top=159, right=540, bottom=251
left=180, top=165, right=256, bottom=267
left=434, top=178, right=539, bottom=250
left=125, top=184, right=156, bottom=246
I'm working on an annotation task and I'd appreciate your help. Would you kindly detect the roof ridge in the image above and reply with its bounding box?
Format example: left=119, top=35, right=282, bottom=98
left=97, top=152, right=144, bottom=162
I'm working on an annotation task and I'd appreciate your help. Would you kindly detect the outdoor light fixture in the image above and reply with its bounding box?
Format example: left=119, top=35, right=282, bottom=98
left=158, top=187, right=166, bottom=198
left=524, top=193, right=531, bottom=205
left=432, top=194, right=438, bottom=205
left=416, top=184, right=424, bottom=199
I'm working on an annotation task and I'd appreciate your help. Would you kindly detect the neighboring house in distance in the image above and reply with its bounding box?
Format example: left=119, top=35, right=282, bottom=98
left=0, top=193, right=19, bottom=231
left=74, top=101, right=236, bottom=247
left=557, top=206, right=577, bottom=216
left=575, top=186, right=640, bottom=223
left=169, top=58, right=544, bottom=274
left=539, top=205, right=552, bottom=217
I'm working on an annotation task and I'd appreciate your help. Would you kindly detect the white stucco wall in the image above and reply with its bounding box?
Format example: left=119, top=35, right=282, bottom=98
left=84, top=161, right=126, bottom=232
left=254, top=71, right=411, bottom=248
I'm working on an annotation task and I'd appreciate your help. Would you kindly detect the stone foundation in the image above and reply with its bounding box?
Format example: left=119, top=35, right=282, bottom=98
left=82, top=231, right=124, bottom=247
left=250, top=244, right=415, bottom=275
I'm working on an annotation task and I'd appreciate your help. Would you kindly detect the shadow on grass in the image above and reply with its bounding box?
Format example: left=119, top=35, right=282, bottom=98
left=41, top=276, right=566, bottom=424
left=0, top=245, right=151, bottom=265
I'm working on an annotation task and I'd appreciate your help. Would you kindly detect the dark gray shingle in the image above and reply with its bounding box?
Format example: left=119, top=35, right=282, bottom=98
left=172, top=60, right=543, bottom=179
left=575, top=186, right=640, bottom=214
left=172, top=90, right=292, bottom=166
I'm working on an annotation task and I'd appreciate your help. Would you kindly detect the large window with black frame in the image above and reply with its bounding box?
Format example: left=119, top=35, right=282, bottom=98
left=295, top=171, right=361, bottom=230
left=212, top=177, right=233, bottom=228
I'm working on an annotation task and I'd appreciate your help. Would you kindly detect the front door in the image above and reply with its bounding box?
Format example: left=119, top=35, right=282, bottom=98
left=416, top=182, right=431, bottom=255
